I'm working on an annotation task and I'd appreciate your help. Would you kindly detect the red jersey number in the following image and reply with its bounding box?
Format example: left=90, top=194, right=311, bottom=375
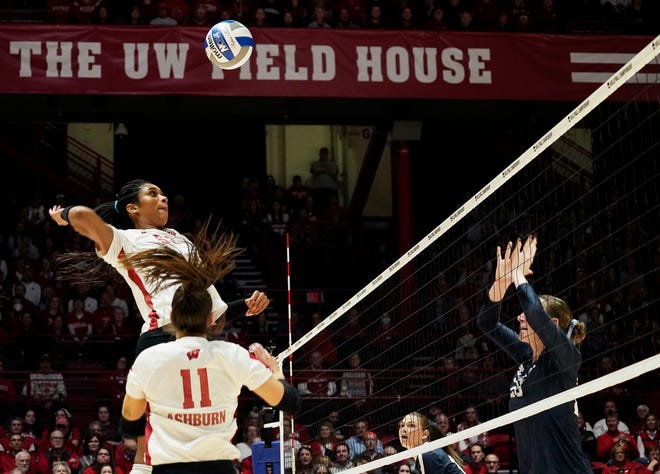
left=179, top=368, right=212, bottom=409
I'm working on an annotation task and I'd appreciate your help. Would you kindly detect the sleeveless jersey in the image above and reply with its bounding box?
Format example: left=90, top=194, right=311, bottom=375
left=99, top=227, right=228, bottom=334
left=125, top=337, right=273, bottom=465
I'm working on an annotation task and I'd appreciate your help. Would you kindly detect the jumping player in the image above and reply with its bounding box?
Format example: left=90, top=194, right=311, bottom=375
left=118, top=223, right=299, bottom=474
left=49, top=179, right=270, bottom=474
left=476, top=235, right=592, bottom=474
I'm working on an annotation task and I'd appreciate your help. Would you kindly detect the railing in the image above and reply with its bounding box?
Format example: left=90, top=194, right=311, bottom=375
left=40, top=123, right=115, bottom=200
left=0, top=123, right=115, bottom=202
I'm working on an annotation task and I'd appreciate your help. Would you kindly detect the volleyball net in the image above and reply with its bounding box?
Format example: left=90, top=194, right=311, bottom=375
left=274, top=34, right=660, bottom=473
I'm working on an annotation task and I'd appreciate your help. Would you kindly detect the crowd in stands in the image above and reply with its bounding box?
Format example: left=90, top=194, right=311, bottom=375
left=0, top=135, right=657, bottom=473
left=1, top=0, right=659, bottom=34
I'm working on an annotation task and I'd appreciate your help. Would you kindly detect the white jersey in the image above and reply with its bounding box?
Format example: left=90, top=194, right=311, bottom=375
left=126, top=336, right=273, bottom=465
left=99, top=226, right=228, bottom=334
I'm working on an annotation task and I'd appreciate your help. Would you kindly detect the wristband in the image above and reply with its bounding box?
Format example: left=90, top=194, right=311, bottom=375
left=60, top=206, right=74, bottom=224
left=119, top=414, right=147, bottom=437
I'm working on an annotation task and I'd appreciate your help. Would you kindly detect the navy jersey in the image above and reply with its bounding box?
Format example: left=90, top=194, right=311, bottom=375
left=419, top=448, right=465, bottom=473
left=477, top=283, right=592, bottom=474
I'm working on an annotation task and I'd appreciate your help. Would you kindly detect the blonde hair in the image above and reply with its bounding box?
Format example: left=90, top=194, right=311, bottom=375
left=540, top=295, right=587, bottom=345
left=51, top=461, right=72, bottom=474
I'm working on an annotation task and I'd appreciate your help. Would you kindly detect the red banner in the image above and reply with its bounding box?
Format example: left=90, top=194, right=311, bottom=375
left=0, top=25, right=657, bottom=100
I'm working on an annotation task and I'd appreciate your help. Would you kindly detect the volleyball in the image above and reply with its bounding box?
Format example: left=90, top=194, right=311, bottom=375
left=204, top=20, right=254, bottom=70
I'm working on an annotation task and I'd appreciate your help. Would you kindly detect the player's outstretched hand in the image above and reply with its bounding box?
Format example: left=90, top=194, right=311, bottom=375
left=49, top=205, right=68, bottom=226
left=245, top=290, right=270, bottom=316
left=249, top=342, right=278, bottom=371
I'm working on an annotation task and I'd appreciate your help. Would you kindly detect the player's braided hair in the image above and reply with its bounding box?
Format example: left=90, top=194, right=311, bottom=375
left=120, top=217, right=243, bottom=334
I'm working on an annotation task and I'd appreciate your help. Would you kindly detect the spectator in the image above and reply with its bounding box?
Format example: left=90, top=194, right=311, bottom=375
left=483, top=453, right=500, bottom=473
left=78, top=433, right=103, bottom=473
left=308, top=6, right=333, bottom=28
left=533, top=0, right=563, bottom=32
left=334, top=7, right=361, bottom=28
left=149, top=2, right=178, bottom=25
left=352, top=432, right=382, bottom=464
left=456, top=406, right=488, bottom=456
left=91, top=289, right=116, bottom=337
left=168, top=0, right=191, bottom=24
left=80, top=419, right=102, bottom=440
left=186, top=3, right=214, bottom=26
left=15, top=310, right=42, bottom=366
left=0, top=434, right=45, bottom=473
left=8, top=282, right=37, bottom=328
left=65, top=284, right=98, bottom=316
left=23, top=410, right=41, bottom=440
left=97, top=286, right=127, bottom=324
left=235, top=424, right=262, bottom=462
left=275, top=417, right=302, bottom=471
left=249, top=7, right=271, bottom=27
left=1, top=418, right=38, bottom=454
left=42, top=429, right=80, bottom=473
left=322, top=410, right=346, bottom=441
left=424, top=6, right=449, bottom=30
left=339, top=351, right=373, bottom=399
left=257, top=0, right=283, bottom=25
left=631, top=404, right=651, bottom=437
left=42, top=315, right=70, bottom=361
left=646, top=446, right=660, bottom=474
left=39, top=295, right=65, bottom=332
left=592, top=400, right=630, bottom=438
left=596, top=412, right=640, bottom=463
left=81, top=446, right=124, bottom=474
left=281, top=9, right=300, bottom=27
left=286, top=175, right=310, bottom=216
left=435, top=413, right=454, bottom=439
left=65, top=298, right=93, bottom=357
left=309, top=147, right=339, bottom=212
left=394, top=6, right=418, bottom=29
left=472, top=0, right=500, bottom=30
left=113, top=437, right=137, bottom=474
left=637, top=414, right=658, bottom=458
left=295, top=445, right=315, bottom=474
left=601, top=444, right=651, bottom=474
left=7, top=449, right=48, bottom=474
left=71, top=0, right=103, bottom=24
left=364, top=3, right=387, bottom=28
left=313, top=457, right=332, bottom=474
left=19, top=265, right=41, bottom=310
left=379, top=444, right=401, bottom=474
left=94, top=406, right=121, bottom=448
left=40, top=410, right=80, bottom=453
left=296, top=350, right=337, bottom=397
left=330, top=442, right=354, bottom=473
left=346, top=419, right=384, bottom=458
left=51, top=460, right=72, bottom=473
left=46, top=0, right=73, bottom=23
left=578, top=411, right=598, bottom=462
left=103, top=306, right=136, bottom=359
left=96, top=356, right=129, bottom=409
left=462, top=443, right=486, bottom=473
left=310, top=421, right=340, bottom=461
left=21, top=354, right=67, bottom=419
